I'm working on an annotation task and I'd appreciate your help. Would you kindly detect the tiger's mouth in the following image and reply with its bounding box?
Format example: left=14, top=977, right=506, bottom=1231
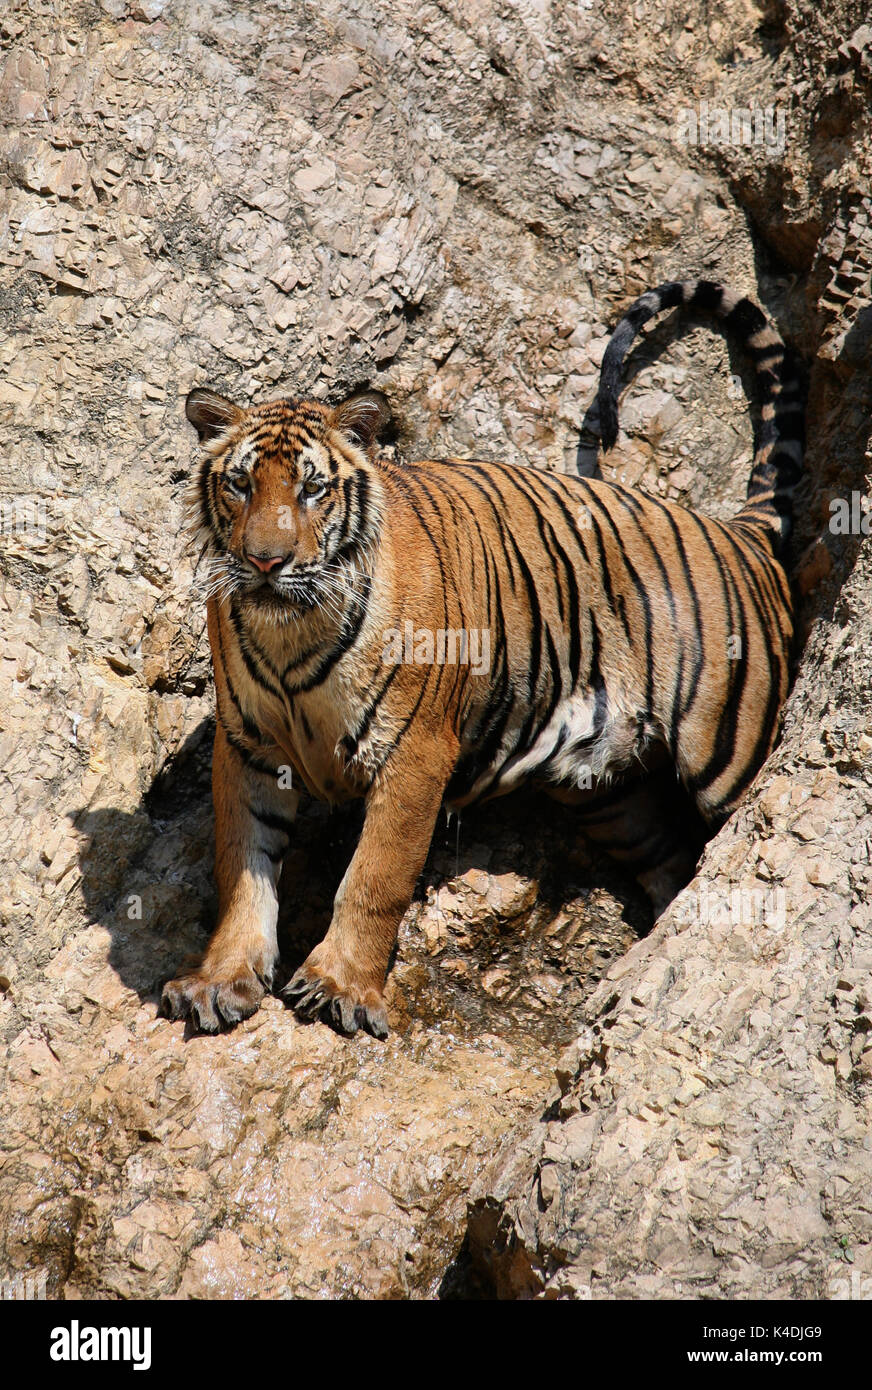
left=243, top=569, right=319, bottom=611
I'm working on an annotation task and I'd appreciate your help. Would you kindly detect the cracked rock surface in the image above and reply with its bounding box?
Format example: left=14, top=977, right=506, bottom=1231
left=0, top=0, right=870, bottom=1297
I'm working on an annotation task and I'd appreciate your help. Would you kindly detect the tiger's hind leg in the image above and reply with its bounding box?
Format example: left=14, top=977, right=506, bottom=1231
left=558, top=766, right=708, bottom=920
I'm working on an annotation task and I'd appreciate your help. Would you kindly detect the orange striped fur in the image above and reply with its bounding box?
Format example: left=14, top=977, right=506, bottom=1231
left=161, top=280, right=804, bottom=1038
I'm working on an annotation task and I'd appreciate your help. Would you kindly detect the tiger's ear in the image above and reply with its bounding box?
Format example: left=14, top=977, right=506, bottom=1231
left=185, top=388, right=244, bottom=442
left=331, top=390, right=392, bottom=456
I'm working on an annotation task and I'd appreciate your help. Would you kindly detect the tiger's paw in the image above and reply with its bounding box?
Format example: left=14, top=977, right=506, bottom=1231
left=160, top=963, right=268, bottom=1034
left=282, top=948, right=389, bottom=1040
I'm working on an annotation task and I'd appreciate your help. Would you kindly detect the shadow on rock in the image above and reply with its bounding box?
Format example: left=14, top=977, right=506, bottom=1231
left=73, top=717, right=218, bottom=1009
left=73, top=716, right=652, bottom=1050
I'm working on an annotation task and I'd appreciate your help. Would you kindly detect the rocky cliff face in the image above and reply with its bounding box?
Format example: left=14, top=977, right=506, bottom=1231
left=0, top=0, right=869, bottom=1299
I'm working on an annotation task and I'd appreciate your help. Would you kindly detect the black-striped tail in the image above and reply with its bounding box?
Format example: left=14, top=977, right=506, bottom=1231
left=595, top=279, right=805, bottom=552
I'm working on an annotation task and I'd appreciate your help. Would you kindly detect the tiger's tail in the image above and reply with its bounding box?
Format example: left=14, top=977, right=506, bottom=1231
left=595, top=279, right=805, bottom=553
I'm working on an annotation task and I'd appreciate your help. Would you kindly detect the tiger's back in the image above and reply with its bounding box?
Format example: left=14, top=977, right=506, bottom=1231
left=368, top=458, right=793, bottom=824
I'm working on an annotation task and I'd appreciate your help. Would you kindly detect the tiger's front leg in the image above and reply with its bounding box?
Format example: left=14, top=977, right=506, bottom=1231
left=161, top=722, right=299, bottom=1032
left=283, top=738, right=457, bottom=1038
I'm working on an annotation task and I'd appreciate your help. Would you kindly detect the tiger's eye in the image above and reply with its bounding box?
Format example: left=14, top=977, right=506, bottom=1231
left=302, top=478, right=325, bottom=498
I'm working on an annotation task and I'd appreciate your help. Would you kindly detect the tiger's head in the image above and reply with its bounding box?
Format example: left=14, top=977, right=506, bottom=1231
left=184, top=387, right=391, bottom=622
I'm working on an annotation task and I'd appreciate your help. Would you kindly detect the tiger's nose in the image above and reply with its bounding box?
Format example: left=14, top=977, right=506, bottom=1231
left=246, top=552, right=287, bottom=573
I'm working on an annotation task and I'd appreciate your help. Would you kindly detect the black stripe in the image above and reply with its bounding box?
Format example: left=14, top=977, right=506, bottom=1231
left=610, top=485, right=684, bottom=739
left=480, top=463, right=582, bottom=683
left=382, top=663, right=438, bottom=767
left=690, top=280, right=725, bottom=315
left=711, top=516, right=789, bottom=651
left=458, top=467, right=544, bottom=708
left=218, top=716, right=281, bottom=776
left=565, top=617, right=609, bottom=757
left=722, top=296, right=768, bottom=340
left=447, top=610, right=514, bottom=800
left=516, top=469, right=592, bottom=567
left=287, top=576, right=372, bottom=694
left=491, top=621, right=564, bottom=790
left=456, top=466, right=522, bottom=600
left=341, top=661, right=402, bottom=761
left=215, top=617, right=263, bottom=740
left=683, top=524, right=750, bottom=801
left=707, top=523, right=789, bottom=808
left=631, top=492, right=706, bottom=736
left=379, top=464, right=470, bottom=719
left=228, top=600, right=285, bottom=700
left=587, top=505, right=630, bottom=643
left=334, top=477, right=354, bottom=551
left=716, top=669, right=781, bottom=813
left=405, top=471, right=470, bottom=713
left=249, top=804, right=295, bottom=837
left=198, top=460, right=213, bottom=534
left=589, top=493, right=654, bottom=713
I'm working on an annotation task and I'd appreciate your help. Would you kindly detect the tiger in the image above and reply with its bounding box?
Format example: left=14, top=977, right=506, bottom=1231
left=160, top=278, right=804, bottom=1039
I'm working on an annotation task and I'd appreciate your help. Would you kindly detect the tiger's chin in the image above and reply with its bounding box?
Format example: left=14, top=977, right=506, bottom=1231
left=239, top=587, right=312, bottom=623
